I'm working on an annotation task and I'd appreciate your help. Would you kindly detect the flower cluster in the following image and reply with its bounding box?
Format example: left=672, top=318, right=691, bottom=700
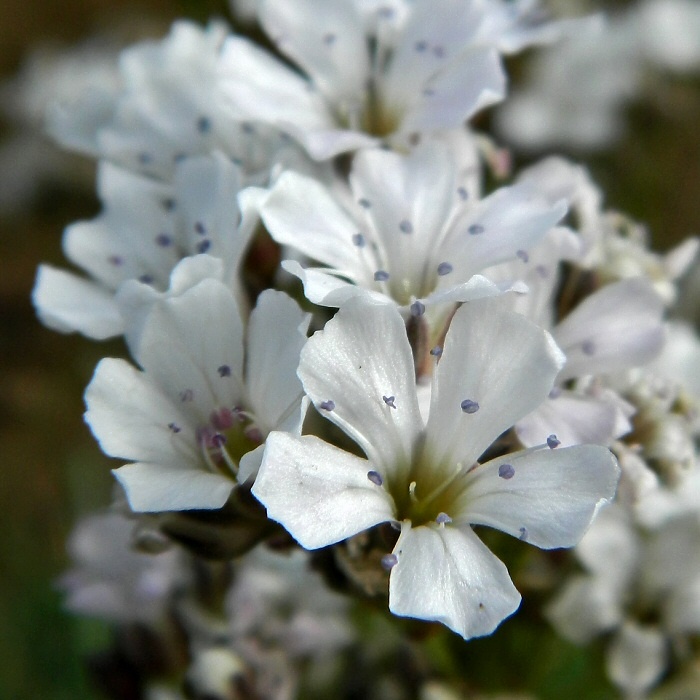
left=33, top=0, right=700, bottom=697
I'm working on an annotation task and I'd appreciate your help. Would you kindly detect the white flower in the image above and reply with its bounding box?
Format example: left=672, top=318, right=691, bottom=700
left=218, top=0, right=572, bottom=159
left=59, top=511, right=181, bottom=624
left=84, top=265, right=309, bottom=512
left=253, top=297, right=619, bottom=639
left=48, top=20, right=323, bottom=186
left=33, top=152, right=258, bottom=340
left=260, top=143, right=566, bottom=333
left=548, top=504, right=700, bottom=696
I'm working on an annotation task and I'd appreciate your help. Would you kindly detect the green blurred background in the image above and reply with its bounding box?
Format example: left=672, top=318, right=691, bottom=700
left=0, top=0, right=698, bottom=698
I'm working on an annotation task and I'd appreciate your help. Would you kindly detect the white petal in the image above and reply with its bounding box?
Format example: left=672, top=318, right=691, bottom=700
left=349, top=144, right=456, bottom=299
left=281, top=260, right=370, bottom=307
left=32, top=265, right=123, bottom=339
left=133, top=279, right=246, bottom=416
left=442, top=182, right=567, bottom=280
left=425, top=298, right=564, bottom=469
left=260, top=0, right=370, bottom=104
left=114, top=462, right=234, bottom=512
left=398, top=48, right=506, bottom=134
left=253, top=433, right=394, bottom=549
left=554, top=278, right=665, bottom=381
left=246, top=290, right=310, bottom=432
left=84, top=358, right=199, bottom=466
left=459, top=445, right=619, bottom=549
left=516, top=391, right=631, bottom=448
left=218, top=36, right=333, bottom=133
left=607, top=622, right=667, bottom=696
left=298, top=298, right=423, bottom=472
left=388, top=522, right=521, bottom=639
left=261, top=172, right=366, bottom=276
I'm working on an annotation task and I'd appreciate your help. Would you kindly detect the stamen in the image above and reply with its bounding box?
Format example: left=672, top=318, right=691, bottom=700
left=498, top=463, right=515, bottom=480
left=460, top=399, right=479, bottom=414
left=547, top=434, right=561, bottom=449
left=383, top=395, right=397, bottom=409
left=367, top=470, right=383, bottom=486
left=410, top=301, right=425, bottom=317
left=436, top=512, right=452, bottom=525
left=430, top=345, right=443, bottom=357
left=381, top=553, right=398, bottom=571
left=196, top=116, right=212, bottom=134
left=211, top=407, right=235, bottom=431
left=374, top=270, right=390, bottom=282
left=408, top=481, right=418, bottom=502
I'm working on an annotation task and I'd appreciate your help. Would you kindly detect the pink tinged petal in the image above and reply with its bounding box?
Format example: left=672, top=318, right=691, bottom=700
left=425, top=298, right=565, bottom=470
left=388, top=523, right=521, bottom=640
left=32, top=265, right=123, bottom=339
left=114, top=462, right=234, bottom=512
left=298, top=298, right=423, bottom=473
left=459, top=445, right=619, bottom=549
left=516, top=391, right=631, bottom=448
left=260, top=0, right=370, bottom=104
left=607, top=622, right=667, bottom=696
left=84, top=358, right=199, bottom=466
left=398, top=48, right=506, bottom=134
left=246, top=290, right=310, bottom=432
left=443, top=182, right=567, bottom=280
left=253, top=433, right=394, bottom=549
left=546, top=575, right=624, bottom=644
left=553, top=278, right=665, bottom=381
left=261, top=172, right=369, bottom=277
left=132, top=279, right=246, bottom=415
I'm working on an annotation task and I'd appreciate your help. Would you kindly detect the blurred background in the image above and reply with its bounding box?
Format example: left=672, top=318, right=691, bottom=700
left=0, top=0, right=698, bottom=697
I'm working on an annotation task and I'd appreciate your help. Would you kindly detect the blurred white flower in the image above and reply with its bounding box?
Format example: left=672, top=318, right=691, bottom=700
left=218, top=0, right=575, bottom=159
left=60, top=511, right=181, bottom=624
left=33, top=153, right=258, bottom=340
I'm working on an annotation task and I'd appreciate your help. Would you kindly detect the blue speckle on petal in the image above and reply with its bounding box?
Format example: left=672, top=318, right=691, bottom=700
left=218, top=365, right=231, bottom=378
left=468, top=224, right=485, bottom=235
left=460, top=399, right=479, bottom=414
left=319, top=400, right=335, bottom=411
left=498, top=463, right=515, bottom=480
left=374, top=270, right=390, bottom=282
left=547, top=434, right=561, bottom=449
left=383, top=395, right=397, bottom=409
left=367, top=470, right=383, bottom=486
left=437, top=262, right=453, bottom=276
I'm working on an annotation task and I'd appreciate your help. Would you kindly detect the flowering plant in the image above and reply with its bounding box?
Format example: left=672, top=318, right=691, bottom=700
left=33, top=1, right=700, bottom=697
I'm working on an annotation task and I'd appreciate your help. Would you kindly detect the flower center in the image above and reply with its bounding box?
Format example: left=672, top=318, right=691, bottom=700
left=197, top=406, right=263, bottom=478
